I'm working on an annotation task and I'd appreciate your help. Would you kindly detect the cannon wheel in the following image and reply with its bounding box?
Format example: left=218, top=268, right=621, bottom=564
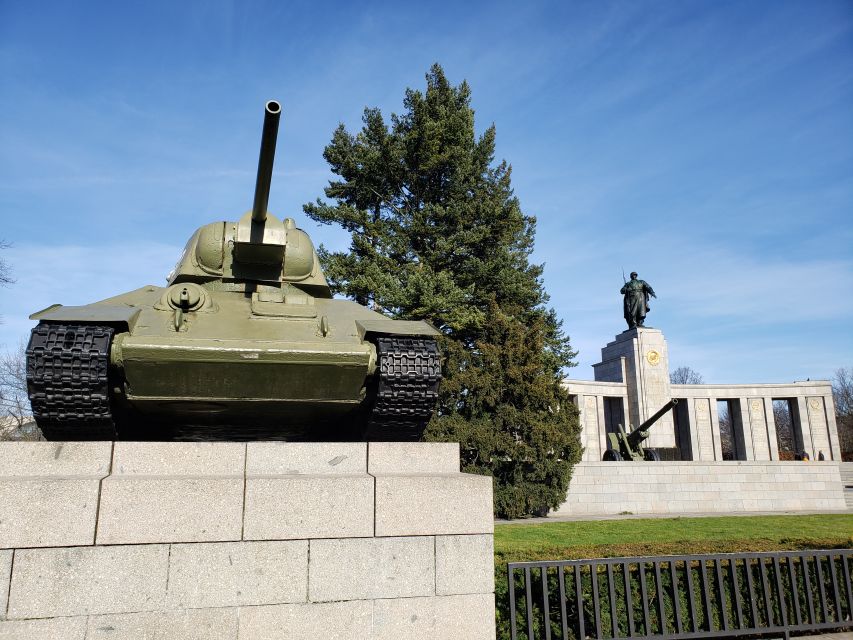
left=602, top=449, right=623, bottom=461
left=643, top=449, right=661, bottom=462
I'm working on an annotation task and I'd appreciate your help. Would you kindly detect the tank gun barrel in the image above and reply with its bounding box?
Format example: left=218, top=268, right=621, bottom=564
left=251, top=100, right=282, bottom=223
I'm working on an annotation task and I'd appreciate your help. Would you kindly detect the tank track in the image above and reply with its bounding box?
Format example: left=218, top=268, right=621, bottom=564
left=363, top=335, right=442, bottom=441
left=26, top=323, right=117, bottom=441
left=24, top=325, right=440, bottom=442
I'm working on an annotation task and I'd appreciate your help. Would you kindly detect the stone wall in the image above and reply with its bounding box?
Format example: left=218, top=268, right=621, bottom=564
left=0, top=441, right=495, bottom=640
left=554, top=461, right=847, bottom=516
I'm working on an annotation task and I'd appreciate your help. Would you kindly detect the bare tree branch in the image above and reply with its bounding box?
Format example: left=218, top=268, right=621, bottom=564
left=670, top=366, right=704, bottom=385
left=0, top=341, right=34, bottom=440
left=0, top=240, right=14, bottom=287
left=832, top=366, right=853, bottom=459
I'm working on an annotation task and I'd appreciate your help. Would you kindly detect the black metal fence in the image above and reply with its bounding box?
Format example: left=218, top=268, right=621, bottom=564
left=507, top=550, right=853, bottom=640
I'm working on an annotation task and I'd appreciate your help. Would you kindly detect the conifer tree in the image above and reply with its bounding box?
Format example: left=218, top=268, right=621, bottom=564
left=305, top=64, right=582, bottom=518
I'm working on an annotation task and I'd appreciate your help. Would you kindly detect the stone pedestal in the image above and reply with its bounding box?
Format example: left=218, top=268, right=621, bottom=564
left=0, top=441, right=495, bottom=640
left=593, top=327, right=674, bottom=448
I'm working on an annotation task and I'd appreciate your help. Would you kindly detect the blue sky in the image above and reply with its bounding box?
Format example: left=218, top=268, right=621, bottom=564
left=1, top=0, right=851, bottom=383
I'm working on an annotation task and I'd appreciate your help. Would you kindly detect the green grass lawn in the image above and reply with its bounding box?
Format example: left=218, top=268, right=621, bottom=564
left=495, top=513, right=853, bottom=565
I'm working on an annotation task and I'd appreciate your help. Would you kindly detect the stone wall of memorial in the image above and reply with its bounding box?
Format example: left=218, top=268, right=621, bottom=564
left=566, top=328, right=841, bottom=463
left=554, top=461, right=848, bottom=516
left=0, top=441, right=496, bottom=640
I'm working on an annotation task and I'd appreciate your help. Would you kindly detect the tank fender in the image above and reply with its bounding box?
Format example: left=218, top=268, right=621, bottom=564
left=29, top=304, right=142, bottom=332
left=355, top=318, right=440, bottom=339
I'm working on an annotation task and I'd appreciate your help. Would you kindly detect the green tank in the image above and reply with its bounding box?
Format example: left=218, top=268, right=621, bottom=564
left=25, top=101, right=441, bottom=442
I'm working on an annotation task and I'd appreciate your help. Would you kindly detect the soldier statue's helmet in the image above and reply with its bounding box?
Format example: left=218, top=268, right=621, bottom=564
left=630, top=271, right=638, bottom=277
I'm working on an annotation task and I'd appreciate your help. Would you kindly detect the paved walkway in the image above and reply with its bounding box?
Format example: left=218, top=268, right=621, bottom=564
left=497, top=508, right=851, bottom=525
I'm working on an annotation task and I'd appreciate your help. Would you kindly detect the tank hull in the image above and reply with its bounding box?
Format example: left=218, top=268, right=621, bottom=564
left=27, top=285, right=440, bottom=441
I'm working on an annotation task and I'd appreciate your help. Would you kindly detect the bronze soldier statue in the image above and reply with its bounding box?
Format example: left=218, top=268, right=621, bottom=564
left=621, top=271, right=656, bottom=329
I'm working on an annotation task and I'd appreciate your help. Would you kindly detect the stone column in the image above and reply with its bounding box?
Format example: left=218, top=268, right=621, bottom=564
left=694, top=398, right=715, bottom=461
left=823, top=393, right=842, bottom=460
left=685, top=399, right=701, bottom=461
left=596, top=395, right=608, bottom=458
left=746, top=397, right=771, bottom=461
left=709, top=397, right=723, bottom=461
left=581, top=395, right=602, bottom=462
left=806, top=396, right=833, bottom=460
left=764, top=397, right=780, bottom=461
left=735, top=398, right=755, bottom=460
left=794, top=397, right=815, bottom=459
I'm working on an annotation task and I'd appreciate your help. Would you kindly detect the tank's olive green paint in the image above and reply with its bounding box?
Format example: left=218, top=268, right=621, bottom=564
left=26, top=101, right=440, bottom=440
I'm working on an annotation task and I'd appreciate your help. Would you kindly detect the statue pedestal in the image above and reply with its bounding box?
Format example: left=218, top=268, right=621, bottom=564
left=593, top=327, right=674, bottom=448
left=0, top=441, right=495, bottom=639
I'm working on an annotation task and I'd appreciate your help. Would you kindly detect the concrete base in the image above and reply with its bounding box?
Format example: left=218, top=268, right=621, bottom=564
left=0, top=442, right=495, bottom=640
left=554, top=461, right=848, bottom=516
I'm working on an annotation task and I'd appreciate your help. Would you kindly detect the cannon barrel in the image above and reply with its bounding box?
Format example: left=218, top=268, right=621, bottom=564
left=636, top=398, right=678, bottom=432
left=251, top=100, right=282, bottom=223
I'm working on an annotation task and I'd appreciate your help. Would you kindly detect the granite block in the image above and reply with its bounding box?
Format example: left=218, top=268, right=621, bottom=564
left=368, top=442, right=459, bottom=474
left=373, top=594, right=496, bottom=640
left=7, top=544, right=169, bottom=618
left=0, top=477, right=103, bottom=548
left=308, top=536, right=434, bottom=602
left=244, top=475, right=373, bottom=540
left=246, top=442, right=366, bottom=475
left=87, top=608, right=239, bottom=640
left=167, top=541, right=308, bottom=609
left=111, top=442, right=244, bottom=476
left=237, top=601, right=372, bottom=640
left=0, top=441, right=112, bottom=476
left=0, top=617, right=87, bottom=640
left=0, top=551, right=10, bottom=620
left=96, top=477, right=244, bottom=544
left=375, top=474, right=493, bottom=536
left=435, top=534, right=494, bottom=596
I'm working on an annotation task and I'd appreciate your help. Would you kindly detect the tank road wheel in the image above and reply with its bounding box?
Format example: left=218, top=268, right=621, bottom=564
left=363, top=336, right=442, bottom=442
left=25, top=323, right=118, bottom=441
left=602, top=449, right=623, bottom=461
left=643, top=449, right=661, bottom=462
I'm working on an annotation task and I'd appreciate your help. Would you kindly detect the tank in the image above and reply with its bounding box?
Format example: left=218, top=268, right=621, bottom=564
left=25, top=100, right=441, bottom=442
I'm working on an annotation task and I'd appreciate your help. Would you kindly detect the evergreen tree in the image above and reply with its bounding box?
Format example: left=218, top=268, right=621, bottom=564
left=305, top=64, right=581, bottom=518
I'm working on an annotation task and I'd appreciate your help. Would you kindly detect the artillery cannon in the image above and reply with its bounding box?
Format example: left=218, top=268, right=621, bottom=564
left=602, top=398, right=679, bottom=461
